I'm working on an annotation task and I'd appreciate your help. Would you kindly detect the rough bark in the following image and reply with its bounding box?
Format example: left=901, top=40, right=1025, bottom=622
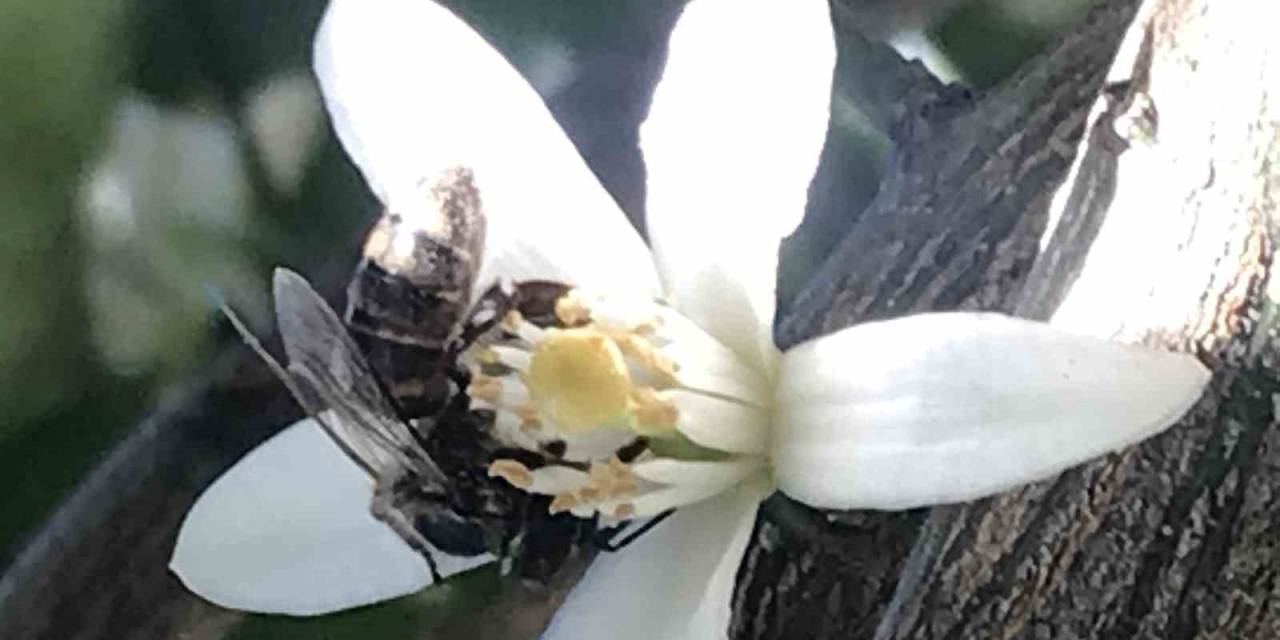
left=744, top=0, right=1279, bottom=638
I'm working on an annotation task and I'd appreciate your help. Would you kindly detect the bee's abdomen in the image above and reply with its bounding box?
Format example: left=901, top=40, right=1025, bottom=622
left=346, top=258, right=465, bottom=349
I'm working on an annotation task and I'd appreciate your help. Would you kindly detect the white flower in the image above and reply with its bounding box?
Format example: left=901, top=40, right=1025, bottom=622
left=169, top=1, right=1211, bottom=637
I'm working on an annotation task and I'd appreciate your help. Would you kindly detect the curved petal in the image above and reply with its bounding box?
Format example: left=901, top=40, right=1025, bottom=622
left=542, top=478, right=768, bottom=640
left=314, top=0, right=659, bottom=296
left=170, top=418, right=492, bottom=616
left=642, top=0, right=834, bottom=373
left=774, top=313, right=1210, bottom=510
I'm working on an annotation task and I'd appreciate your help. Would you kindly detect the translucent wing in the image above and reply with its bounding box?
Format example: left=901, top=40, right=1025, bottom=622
left=181, top=269, right=499, bottom=616
left=171, top=418, right=491, bottom=616
left=224, top=267, right=442, bottom=483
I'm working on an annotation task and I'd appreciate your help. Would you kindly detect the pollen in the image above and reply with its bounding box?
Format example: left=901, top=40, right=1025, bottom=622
left=548, top=456, right=639, bottom=515
left=526, top=328, right=631, bottom=433
left=549, top=493, right=579, bottom=514
left=613, top=333, right=680, bottom=386
left=555, top=290, right=592, bottom=326
left=488, top=459, right=534, bottom=489
left=628, top=387, right=678, bottom=436
left=468, top=375, right=503, bottom=402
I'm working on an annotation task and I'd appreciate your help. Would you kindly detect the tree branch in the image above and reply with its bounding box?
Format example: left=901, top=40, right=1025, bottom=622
left=735, top=3, right=1142, bottom=637
left=876, top=1, right=1280, bottom=636
left=752, top=0, right=1280, bottom=637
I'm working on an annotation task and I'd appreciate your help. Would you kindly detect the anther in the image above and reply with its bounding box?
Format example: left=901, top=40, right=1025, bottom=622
left=468, top=375, right=503, bottom=402
left=474, top=347, right=501, bottom=365
left=502, top=310, right=546, bottom=344
left=488, top=459, right=534, bottom=489
left=555, top=291, right=592, bottom=326
left=628, top=387, right=678, bottom=436
left=516, top=404, right=539, bottom=423
left=501, top=310, right=523, bottom=331
left=550, top=494, right=578, bottom=514
left=614, top=334, right=680, bottom=386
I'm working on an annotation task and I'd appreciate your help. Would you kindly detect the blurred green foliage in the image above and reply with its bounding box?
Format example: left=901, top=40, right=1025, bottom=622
left=0, top=0, right=123, bottom=435
left=0, top=0, right=137, bottom=563
left=939, top=0, right=1091, bottom=87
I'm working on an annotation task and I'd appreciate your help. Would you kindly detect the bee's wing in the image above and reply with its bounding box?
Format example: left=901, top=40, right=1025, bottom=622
left=176, top=274, right=494, bottom=616
left=224, top=267, right=441, bottom=483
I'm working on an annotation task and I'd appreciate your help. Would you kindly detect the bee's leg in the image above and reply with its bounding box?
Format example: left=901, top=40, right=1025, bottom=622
left=371, top=482, right=444, bottom=583
left=593, top=509, right=677, bottom=552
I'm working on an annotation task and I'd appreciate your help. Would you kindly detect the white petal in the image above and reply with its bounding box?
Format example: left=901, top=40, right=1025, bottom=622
left=666, top=389, right=769, bottom=454
left=543, top=479, right=767, bottom=640
left=617, top=458, right=765, bottom=517
left=642, top=0, right=834, bottom=373
left=630, top=457, right=764, bottom=489
left=314, top=0, right=659, bottom=296
left=170, top=418, right=492, bottom=615
left=773, top=313, right=1210, bottom=510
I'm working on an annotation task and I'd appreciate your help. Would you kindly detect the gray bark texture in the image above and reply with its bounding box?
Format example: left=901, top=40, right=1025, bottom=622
left=746, top=0, right=1280, bottom=638
left=0, top=0, right=1275, bottom=638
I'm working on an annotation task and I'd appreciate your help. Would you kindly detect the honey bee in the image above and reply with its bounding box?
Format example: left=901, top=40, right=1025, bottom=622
left=226, top=167, right=653, bottom=587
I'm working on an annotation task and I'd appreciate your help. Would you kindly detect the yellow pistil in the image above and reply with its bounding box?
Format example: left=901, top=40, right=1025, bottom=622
left=526, top=327, right=631, bottom=433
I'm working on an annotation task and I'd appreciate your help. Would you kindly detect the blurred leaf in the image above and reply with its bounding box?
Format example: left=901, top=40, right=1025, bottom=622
left=936, top=0, right=1088, bottom=87
left=0, top=0, right=124, bottom=435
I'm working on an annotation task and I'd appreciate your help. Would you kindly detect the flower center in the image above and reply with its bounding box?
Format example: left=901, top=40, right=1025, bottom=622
left=466, top=286, right=771, bottom=519
left=526, top=328, right=631, bottom=433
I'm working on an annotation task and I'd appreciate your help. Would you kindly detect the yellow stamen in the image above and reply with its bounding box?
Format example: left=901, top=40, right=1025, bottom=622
left=555, top=290, right=592, bottom=326
left=468, top=375, right=503, bottom=402
left=613, top=333, right=680, bottom=386
left=628, top=387, right=678, bottom=436
left=550, top=494, right=579, bottom=514
left=547, top=456, right=639, bottom=516
left=488, top=459, right=533, bottom=489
